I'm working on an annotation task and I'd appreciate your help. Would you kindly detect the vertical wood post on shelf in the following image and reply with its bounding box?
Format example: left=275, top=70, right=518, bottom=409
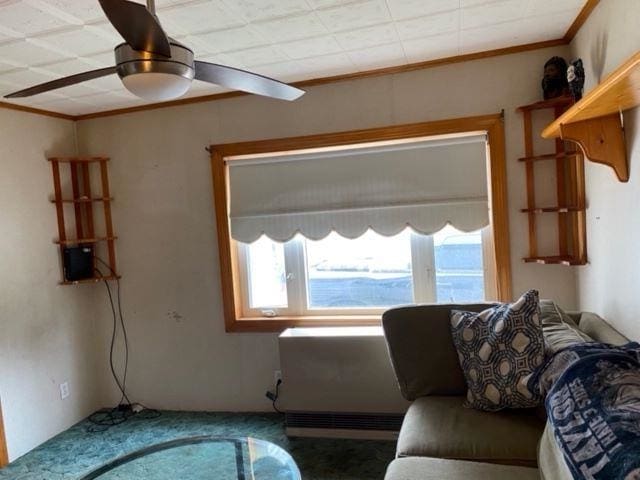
left=554, top=105, right=568, bottom=257
left=522, top=110, right=537, bottom=259
left=99, top=159, right=117, bottom=274
left=51, top=160, right=66, bottom=245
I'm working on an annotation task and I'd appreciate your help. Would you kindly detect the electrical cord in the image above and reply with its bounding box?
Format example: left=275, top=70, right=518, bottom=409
left=95, top=266, right=130, bottom=406
left=266, top=379, right=283, bottom=414
left=88, top=260, right=160, bottom=432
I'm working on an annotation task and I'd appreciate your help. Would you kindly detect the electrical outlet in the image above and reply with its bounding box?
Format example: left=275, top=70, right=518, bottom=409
left=274, top=370, right=282, bottom=384
left=59, top=382, right=70, bottom=400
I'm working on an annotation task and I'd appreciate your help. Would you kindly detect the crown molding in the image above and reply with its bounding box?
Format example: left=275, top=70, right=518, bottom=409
left=0, top=101, right=74, bottom=121
left=564, top=0, right=600, bottom=42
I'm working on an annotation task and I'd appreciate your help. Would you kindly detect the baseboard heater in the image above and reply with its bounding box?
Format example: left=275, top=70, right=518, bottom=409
left=279, top=327, right=410, bottom=441
left=285, top=411, right=404, bottom=440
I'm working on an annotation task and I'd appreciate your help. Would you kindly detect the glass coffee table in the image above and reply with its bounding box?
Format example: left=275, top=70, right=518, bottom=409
left=80, top=436, right=301, bottom=480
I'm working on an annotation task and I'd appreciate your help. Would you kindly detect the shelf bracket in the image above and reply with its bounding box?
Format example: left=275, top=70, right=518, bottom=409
left=559, top=113, right=629, bottom=182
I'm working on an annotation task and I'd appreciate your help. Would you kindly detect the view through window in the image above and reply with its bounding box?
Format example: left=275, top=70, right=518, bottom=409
left=241, top=225, right=485, bottom=315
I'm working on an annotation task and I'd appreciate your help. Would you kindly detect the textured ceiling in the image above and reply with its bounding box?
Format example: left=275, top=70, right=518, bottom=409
left=0, top=0, right=585, bottom=116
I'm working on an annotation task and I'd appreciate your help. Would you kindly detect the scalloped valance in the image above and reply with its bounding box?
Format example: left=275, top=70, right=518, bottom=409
left=228, top=135, right=489, bottom=243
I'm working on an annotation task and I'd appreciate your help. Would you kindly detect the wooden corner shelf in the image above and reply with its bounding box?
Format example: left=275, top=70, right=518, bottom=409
left=49, top=156, right=119, bottom=284
left=54, top=236, right=118, bottom=246
left=48, top=156, right=109, bottom=163
left=524, top=256, right=586, bottom=266
left=518, top=152, right=580, bottom=162
left=517, top=96, right=575, bottom=112
left=50, top=197, right=113, bottom=204
left=520, top=206, right=585, bottom=214
left=517, top=96, right=587, bottom=266
left=541, top=50, right=640, bottom=182
left=60, top=275, right=121, bottom=285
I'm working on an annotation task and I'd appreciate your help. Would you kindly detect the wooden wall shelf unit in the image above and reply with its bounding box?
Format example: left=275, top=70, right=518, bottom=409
left=518, top=96, right=587, bottom=266
left=49, top=156, right=119, bottom=284
left=541, top=50, right=640, bottom=182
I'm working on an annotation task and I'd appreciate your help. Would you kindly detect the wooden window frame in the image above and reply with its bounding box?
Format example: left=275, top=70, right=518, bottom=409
left=210, top=113, right=512, bottom=332
left=0, top=397, right=8, bottom=468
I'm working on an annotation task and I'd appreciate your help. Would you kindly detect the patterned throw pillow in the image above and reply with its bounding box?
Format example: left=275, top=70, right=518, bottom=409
left=450, top=290, right=544, bottom=411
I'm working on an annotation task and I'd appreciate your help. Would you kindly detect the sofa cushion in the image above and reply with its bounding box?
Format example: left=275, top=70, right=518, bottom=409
left=382, top=303, right=497, bottom=400
left=539, top=299, right=580, bottom=328
left=577, top=312, right=629, bottom=345
left=385, top=457, right=540, bottom=480
left=396, top=396, right=543, bottom=466
left=540, top=300, right=592, bottom=354
left=451, top=290, right=545, bottom=411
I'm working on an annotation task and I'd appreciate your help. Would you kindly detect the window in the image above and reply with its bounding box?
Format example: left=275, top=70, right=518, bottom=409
left=239, top=226, right=489, bottom=318
left=211, top=115, right=511, bottom=331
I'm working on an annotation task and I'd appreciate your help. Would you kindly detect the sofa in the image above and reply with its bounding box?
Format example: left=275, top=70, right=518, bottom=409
left=381, top=301, right=629, bottom=480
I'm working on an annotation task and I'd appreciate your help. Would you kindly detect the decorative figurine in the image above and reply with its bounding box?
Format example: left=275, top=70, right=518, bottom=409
left=567, top=59, right=585, bottom=101
left=541, top=56, right=570, bottom=99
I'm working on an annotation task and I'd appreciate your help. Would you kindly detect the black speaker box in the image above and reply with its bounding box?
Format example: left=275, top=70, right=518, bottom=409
left=63, top=245, right=94, bottom=281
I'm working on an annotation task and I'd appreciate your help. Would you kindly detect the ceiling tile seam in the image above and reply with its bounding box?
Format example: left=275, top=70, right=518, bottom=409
left=217, top=0, right=301, bottom=25
left=23, top=0, right=84, bottom=27
left=458, top=7, right=580, bottom=34
left=381, top=0, right=408, bottom=66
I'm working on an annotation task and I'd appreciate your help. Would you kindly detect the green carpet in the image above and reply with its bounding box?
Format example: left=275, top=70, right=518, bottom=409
left=0, top=411, right=396, bottom=479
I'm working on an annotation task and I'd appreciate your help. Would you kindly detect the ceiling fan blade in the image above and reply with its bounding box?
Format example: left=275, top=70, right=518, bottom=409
left=194, top=61, right=305, bottom=101
left=4, top=67, right=117, bottom=98
left=98, top=0, right=171, bottom=57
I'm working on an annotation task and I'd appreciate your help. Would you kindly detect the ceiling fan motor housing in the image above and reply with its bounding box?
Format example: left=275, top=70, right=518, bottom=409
left=114, top=42, right=195, bottom=101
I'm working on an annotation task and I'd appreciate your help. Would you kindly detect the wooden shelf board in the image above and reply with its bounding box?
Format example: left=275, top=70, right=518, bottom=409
left=517, top=96, right=574, bottom=112
left=523, top=256, right=586, bottom=266
left=521, top=206, right=585, bottom=213
left=51, top=197, right=113, bottom=204
left=60, top=275, right=120, bottom=285
left=48, top=156, right=109, bottom=163
left=518, top=152, right=580, bottom=162
left=542, top=51, right=640, bottom=138
left=54, top=236, right=117, bottom=245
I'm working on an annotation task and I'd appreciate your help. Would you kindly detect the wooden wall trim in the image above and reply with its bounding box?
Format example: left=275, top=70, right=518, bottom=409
left=0, top=101, right=74, bottom=121
left=0, top=397, right=8, bottom=468
left=210, top=113, right=512, bottom=333
left=564, top=0, right=600, bottom=42
left=486, top=115, right=512, bottom=301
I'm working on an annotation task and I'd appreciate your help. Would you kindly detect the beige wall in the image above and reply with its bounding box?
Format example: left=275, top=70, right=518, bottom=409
left=0, top=110, right=102, bottom=461
left=76, top=45, right=578, bottom=411
left=570, top=0, right=640, bottom=340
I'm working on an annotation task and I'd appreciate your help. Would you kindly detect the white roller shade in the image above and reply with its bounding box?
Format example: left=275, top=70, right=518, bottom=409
left=228, top=136, right=489, bottom=243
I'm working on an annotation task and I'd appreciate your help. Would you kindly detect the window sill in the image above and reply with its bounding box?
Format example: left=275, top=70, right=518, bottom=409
left=226, top=314, right=382, bottom=333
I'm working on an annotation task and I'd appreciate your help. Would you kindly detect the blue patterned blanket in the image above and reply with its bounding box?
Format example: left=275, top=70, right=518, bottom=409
left=533, top=342, right=640, bottom=480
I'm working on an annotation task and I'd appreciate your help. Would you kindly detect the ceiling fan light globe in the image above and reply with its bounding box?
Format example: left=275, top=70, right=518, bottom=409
left=121, top=72, right=192, bottom=101
left=115, top=42, right=195, bottom=102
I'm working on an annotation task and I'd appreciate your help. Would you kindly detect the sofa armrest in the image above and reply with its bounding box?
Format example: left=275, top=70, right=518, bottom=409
left=382, top=303, right=496, bottom=400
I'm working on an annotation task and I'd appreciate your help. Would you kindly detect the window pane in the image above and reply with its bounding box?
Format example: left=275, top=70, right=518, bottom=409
left=305, top=230, right=413, bottom=308
left=246, top=236, right=287, bottom=308
left=433, top=225, right=484, bottom=302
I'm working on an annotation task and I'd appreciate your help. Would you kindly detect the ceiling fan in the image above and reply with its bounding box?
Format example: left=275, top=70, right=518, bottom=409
left=4, top=0, right=305, bottom=102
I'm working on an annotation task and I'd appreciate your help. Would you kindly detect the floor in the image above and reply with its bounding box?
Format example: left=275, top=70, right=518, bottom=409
left=0, top=411, right=396, bottom=480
